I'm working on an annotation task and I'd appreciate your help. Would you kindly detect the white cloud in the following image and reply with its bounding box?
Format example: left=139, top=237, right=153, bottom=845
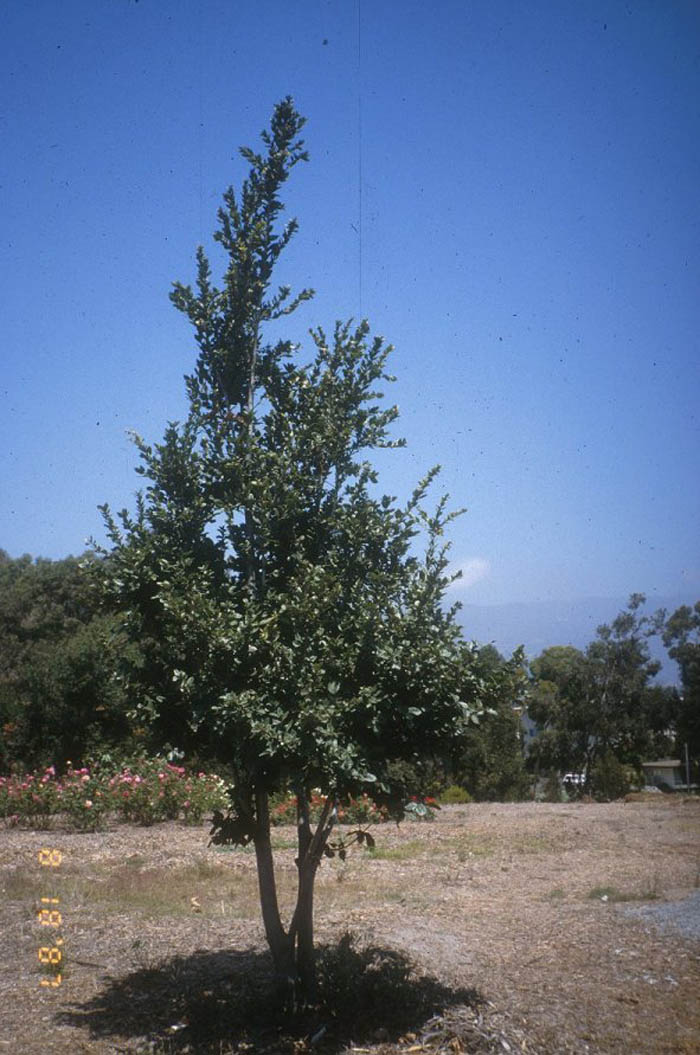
left=448, top=557, right=491, bottom=590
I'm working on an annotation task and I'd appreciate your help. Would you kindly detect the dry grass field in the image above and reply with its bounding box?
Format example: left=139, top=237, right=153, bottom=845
left=2, top=797, right=700, bottom=1054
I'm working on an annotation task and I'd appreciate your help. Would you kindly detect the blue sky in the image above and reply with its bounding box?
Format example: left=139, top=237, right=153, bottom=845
left=2, top=0, right=699, bottom=608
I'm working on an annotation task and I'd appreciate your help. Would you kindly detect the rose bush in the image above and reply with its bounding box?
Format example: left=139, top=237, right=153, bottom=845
left=0, top=758, right=228, bottom=830
left=0, top=764, right=433, bottom=831
left=267, top=790, right=439, bottom=827
left=59, top=765, right=111, bottom=831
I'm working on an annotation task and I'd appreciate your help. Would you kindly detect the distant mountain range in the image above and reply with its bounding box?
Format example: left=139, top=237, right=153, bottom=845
left=456, top=595, right=694, bottom=686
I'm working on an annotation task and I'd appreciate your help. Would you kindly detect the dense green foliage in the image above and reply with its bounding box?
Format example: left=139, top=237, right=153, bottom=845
left=589, top=750, right=631, bottom=801
left=450, top=645, right=530, bottom=801
left=0, top=550, right=134, bottom=773
left=97, top=104, right=477, bottom=804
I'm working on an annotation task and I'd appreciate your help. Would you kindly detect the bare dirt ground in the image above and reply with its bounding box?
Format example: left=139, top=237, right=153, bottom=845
left=2, top=798, right=700, bottom=1054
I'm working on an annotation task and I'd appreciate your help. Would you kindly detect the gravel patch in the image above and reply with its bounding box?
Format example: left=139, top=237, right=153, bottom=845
left=624, top=888, right=700, bottom=941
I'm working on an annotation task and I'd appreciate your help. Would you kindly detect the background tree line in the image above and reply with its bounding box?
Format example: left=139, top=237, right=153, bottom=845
left=0, top=549, right=134, bottom=773
left=2, top=548, right=697, bottom=797
left=527, top=594, right=699, bottom=796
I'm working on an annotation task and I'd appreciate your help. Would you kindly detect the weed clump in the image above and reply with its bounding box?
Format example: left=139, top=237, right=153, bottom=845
left=440, top=785, right=472, bottom=804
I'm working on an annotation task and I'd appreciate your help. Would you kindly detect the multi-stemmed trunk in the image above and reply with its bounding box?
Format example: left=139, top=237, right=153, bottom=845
left=252, top=788, right=334, bottom=1007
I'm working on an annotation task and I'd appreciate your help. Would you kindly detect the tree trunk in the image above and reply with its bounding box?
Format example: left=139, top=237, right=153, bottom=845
left=253, top=789, right=293, bottom=989
left=293, top=789, right=319, bottom=1001
left=288, top=791, right=336, bottom=1005
left=295, top=860, right=317, bottom=999
left=252, top=788, right=335, bottom=1010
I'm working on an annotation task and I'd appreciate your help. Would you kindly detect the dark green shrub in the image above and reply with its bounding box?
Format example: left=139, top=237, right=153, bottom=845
left=384, top=757, right=446, bottom=799
left=590, top=751, right=630, bottom=801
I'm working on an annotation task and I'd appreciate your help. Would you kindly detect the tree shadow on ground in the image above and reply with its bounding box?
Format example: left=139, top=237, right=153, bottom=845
left=57, top=932, right=483, bottom=1053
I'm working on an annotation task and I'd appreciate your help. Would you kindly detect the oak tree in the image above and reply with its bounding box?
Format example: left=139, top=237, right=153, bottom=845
left=98, top=99, right=479, bottom=1002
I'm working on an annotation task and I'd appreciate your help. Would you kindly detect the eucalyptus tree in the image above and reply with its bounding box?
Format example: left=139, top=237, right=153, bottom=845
left=661, top=601, right=700, bottom=761
left=98, top=99, right=479, bottom=1002
left=528, top=596, right=664, bottom=784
